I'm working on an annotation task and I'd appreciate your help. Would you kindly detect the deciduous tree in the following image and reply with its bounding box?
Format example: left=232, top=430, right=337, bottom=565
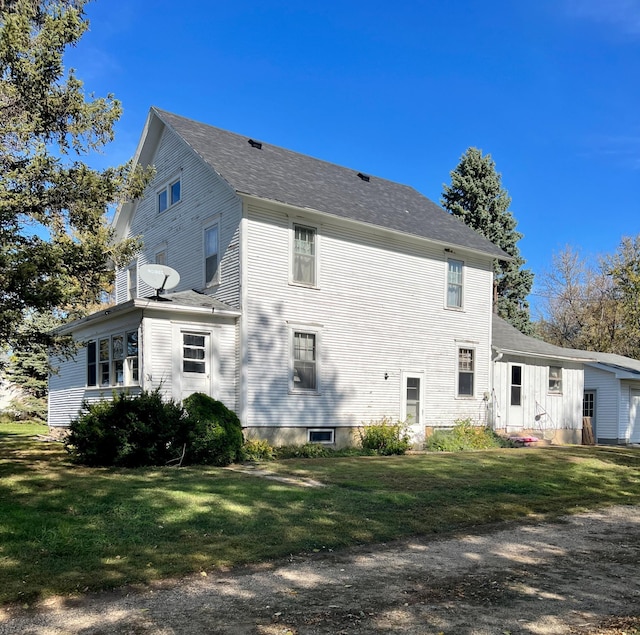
left=537, top=239, right=640, bottom=359
left=441, top=148, right=534, bottom=333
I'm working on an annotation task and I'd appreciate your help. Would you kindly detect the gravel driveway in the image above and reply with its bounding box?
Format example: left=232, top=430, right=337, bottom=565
left=0, top=505, right=639, bottom=635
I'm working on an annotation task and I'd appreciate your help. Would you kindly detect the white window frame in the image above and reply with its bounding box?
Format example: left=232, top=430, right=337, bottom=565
left=446, top=258, right=464, bottom=309
left=86, top=330, right=139, bottom=388
left=155, top=249, right=167, bottom=266
left=549, top=366, right=563, bottom=394
left=456, top=346, right=475, bottom=398
left=127, top=262, right=137, bottom=300
left=182, top=332, right=207, bottom=374
left=289, top=324, right=321, bottom=394
left=510, top=364, right=523, bottom=406
left=204, top=220, right=220, bottom=288
left=308, top=428, right=335, bottom=444
left=157, top=175, right=181, bottom=213
left=290, top=222, right=319, bottom=287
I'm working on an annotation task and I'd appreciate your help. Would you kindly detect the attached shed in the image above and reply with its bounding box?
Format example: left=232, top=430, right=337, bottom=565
left=49, top=291, right=240, bottom=429
left=583, top=355, right=640, bottom=445
left=491, top=317, right=591, bottom=444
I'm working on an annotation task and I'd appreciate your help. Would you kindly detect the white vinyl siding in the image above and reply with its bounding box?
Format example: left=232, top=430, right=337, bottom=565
left=492, top=355, right=584, bottom=432
left=115, top=127, right=241, bottom=307
left=48, top=311, right=237, bottom=428
left=243, top=202, right=495, bottom=430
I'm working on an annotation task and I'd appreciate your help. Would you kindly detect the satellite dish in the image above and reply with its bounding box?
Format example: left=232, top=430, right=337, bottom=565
left=139, top=264, right=180, bottom=297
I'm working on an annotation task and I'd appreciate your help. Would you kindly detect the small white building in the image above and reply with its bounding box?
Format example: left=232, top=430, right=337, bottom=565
left=491, top=316, right=588, bottom=444
left=49, top=107, right=509, bottom=446
left=583, top=354, right=640, bottom=445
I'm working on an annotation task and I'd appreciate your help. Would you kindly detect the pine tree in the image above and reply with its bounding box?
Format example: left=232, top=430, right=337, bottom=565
left=0, top=0, right=149, bottom=354
left=5, top=311, right=59, bottom=420
left=441, top=148, right=534, bottom=334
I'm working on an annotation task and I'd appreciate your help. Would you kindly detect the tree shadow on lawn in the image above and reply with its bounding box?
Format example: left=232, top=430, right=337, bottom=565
left=1, top=442, right=639, bottom=606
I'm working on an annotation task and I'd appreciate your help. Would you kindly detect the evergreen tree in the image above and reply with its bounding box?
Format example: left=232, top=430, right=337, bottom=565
left=441, top=148, right=534, bottom=334
left=5, top=311, right=59, bottom=420
left=0, top=0, right=149, bottom=355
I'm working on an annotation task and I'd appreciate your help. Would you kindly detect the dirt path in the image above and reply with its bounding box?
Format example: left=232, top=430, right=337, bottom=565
left=0, top=505, right=639, bottom=635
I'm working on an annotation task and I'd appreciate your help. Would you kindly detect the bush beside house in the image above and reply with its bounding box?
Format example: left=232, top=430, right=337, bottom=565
left=65, top=391, right=243, bottom=467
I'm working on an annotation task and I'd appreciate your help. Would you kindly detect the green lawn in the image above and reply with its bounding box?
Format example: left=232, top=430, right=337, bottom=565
left=1, top=423, right=639, bottom=606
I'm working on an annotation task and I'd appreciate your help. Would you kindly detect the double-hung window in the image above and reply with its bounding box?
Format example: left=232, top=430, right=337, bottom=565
left=292, top=224, right=316, bottom=286
left=204, top=223, right=219, bottom=286
left=447, top=259, right=464, bottom=309
left=457, top=347, right=474, bottom=397
left=292, top=330, right=318, bottom=391
left=128, top=262, right=137, bottom=300
left=87, top=330, right=139, bottom=387
left=549, top=366, right=562, bottom=394
left=158, top=178, right=181, bottom=213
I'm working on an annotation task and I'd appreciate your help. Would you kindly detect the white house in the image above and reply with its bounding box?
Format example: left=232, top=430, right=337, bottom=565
left=49, top=107, right=509, bottom=447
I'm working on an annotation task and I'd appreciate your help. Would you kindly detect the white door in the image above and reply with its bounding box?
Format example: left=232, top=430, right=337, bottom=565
left=180, top=331, right=212, bottom=401
left=583, top=390, right=596, bottom=440
left=629, top=390, right=640, bottom=443
left=507, top=364, right=524, bottom=429
left=401, top=371, right=424, bottom=446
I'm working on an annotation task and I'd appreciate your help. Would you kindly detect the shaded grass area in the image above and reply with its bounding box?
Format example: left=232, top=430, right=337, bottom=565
left=1, top=423, right=639, bottom=605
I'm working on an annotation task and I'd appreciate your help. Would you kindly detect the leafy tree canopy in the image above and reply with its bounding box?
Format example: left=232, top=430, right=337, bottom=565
left=538, top=238, right=640, bottom=359
left=441, top=147, right=534, bottom=334
left=0, top=0, right=150, bottom=354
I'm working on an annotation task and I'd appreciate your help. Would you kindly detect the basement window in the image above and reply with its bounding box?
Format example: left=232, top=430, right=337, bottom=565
left=308, top=428, right=334, bottom=444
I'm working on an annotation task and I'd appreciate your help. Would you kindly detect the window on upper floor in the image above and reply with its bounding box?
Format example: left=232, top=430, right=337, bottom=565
left=155, top=250, right=167, bottom=266
left=204, top=223, right=220, bottom=287
left=87, top=331, right=139, bottom=388
left=127, top=262, right=137, bottom=300
left=457, top=347, right=474, bottom=397
left=549, top=366, right=562, bottom=394
left=292, top=223, right=317, bottom=286
left=158, top=177, right=181, bottom=213
left=292, top=329, right=318, bottom=392
left=447, top=259, right=464, bottom=309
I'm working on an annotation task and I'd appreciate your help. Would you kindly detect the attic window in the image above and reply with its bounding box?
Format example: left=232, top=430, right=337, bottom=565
left=248, top=139, right=262, bottom=149
left=357, top=172, right=370, bottom=182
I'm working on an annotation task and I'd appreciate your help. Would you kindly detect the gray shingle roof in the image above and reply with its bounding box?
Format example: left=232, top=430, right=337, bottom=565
left=492, top=316, right=595, bottom=361
left=492, top=315, right=640, bottom=375
left=156, top=289, right=239, bottom=313
left=153, top=108, right=507, bottom=259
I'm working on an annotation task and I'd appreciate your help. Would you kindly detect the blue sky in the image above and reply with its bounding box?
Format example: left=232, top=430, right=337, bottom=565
left=65, top=0, right=640, bottom=316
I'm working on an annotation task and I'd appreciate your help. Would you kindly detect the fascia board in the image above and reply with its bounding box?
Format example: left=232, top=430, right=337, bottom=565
left=494, top=346, right=595, bottom=364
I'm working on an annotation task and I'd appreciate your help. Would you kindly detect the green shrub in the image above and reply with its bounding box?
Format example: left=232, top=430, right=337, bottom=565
left=65, top=390, right=244, bottom=467
left=274, top=442, right=332, bottom=459
left=181, top=393, right=243, bottom=466
left=65, top=389, right=186, bottom=467
left=359, top=417, right=411, bottom=455
left=425, top=418, right=514, bottom=452
left=240, top=438, right=275, bottom=461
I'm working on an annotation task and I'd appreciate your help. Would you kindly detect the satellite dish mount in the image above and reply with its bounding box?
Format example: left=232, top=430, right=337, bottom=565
left=139, top=264, right=181, bottom=299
